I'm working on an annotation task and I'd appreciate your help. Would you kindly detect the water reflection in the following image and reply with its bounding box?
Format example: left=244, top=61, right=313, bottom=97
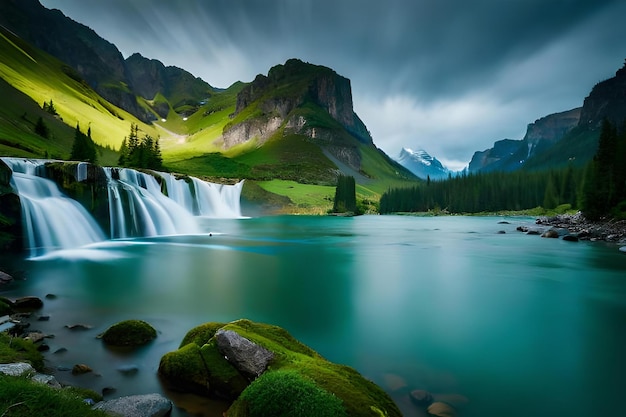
left=1, top=215, right=624, bottom=417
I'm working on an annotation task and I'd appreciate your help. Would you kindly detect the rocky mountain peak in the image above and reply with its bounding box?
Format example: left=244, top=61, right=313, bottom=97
left=395, top=148, right=450, bottom=180
left=579, top=58, right=626, bottom=129
left=524, top=108, right=581, bottom=145
left=232, top=59, right=372, bottom=145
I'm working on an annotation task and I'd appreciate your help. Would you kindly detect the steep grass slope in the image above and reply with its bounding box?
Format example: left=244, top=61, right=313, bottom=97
left=0, top=26, right=154, bottom=155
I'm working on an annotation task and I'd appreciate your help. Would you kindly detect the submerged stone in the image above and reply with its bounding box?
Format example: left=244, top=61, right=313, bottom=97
left=410, top=389, right=434, bottom=406
left=427, top=402, right=457, bottom=417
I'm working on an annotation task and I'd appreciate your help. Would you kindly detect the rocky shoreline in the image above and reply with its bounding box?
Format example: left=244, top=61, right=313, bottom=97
left=0, top=291, right=174, bottom=417
left=534, top=212, right=626, bottom=245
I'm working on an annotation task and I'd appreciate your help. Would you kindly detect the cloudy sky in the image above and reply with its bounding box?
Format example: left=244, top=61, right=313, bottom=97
left=41, top=0, right=626, bottom=170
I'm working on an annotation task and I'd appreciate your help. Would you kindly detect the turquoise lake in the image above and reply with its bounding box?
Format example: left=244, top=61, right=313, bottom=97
left=2, top=215, right=625, bottom=416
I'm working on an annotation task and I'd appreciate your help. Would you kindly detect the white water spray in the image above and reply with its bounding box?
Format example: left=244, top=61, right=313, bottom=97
left=1, top=158, right=106, bottom=257
left=1, top=158, right=244, bottom=256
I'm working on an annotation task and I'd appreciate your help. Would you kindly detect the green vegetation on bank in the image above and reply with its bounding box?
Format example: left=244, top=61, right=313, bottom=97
left=0, top=375, right=107, bottom=417
left=0, top=333, right=43, bottom=370
left=380, top=118, right=626, bottom=220
left=380, top=167, right=585, bottom=214
left=0, top=332, right=105, bottom=417
left=581, top=119, right=626, bottom=220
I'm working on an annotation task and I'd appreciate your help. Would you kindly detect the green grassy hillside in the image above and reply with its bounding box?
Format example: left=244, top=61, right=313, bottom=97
left=0, top=27, right=416, bottom=211
left=0, top=26, right=154, bottom=158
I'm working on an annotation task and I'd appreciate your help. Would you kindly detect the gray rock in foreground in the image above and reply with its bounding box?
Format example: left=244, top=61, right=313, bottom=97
left=0, top=363, right=61, bottom=389
left=0, top=362, right=35, bottom=377
left=215, top=329, right=274, bottom=378
left=620, top=246, right=626, bottom=253
left=92, top=393, right=172, bottom=417
left=0, top=270, right=13, bottom=285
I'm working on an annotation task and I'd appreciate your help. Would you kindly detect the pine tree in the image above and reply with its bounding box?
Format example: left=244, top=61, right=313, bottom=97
left=70, top=123, right=97, bottom=163
left=583, top=119, right=619, bottom=219
left=333, top=175, right=356, bottom=213
left=118, top=138, right=128, bottom=166
left=119, top=123, right=164, bottom=170
left=42, top=99, right=58, bottom=116
left=542, top=174, right=558, bottom=209
left=34, top=116, right=49, bottom=138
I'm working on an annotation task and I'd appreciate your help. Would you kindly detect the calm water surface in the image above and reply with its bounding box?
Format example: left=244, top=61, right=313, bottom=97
left=2, top=215, right=625, bottom=417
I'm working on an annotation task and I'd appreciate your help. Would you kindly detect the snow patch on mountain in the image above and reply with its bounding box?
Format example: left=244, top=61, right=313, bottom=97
left=394, top=148, right=451, bottom=180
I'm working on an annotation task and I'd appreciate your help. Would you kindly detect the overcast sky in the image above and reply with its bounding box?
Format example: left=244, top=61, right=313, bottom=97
left=41, top=0, right=626, bottom=170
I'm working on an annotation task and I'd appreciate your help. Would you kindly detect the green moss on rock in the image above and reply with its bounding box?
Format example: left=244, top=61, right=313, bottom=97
left=159, top=343, right=210, bottom=395
left=179, top=321, right=224, bottom=348
left=100, top=319, right=157, bottom=347
left=159, top=319, right=401, bottom=417
left=199, top=340, right=249, bottom=398
left=232, top=369, right=347, bottom=417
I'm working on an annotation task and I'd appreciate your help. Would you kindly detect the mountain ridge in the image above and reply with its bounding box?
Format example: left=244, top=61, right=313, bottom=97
left=0, top=0, right=214, bottom=124
left=395, top=148, right=450, bottom=180
left=467, top=59, right=626, bottom=173
left=0, top=0, right=417, bottom=210
left=468, top=107, right=581, bottom=172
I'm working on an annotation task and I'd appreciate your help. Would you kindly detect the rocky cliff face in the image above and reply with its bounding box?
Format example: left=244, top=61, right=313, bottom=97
left=0, top=159, right=22, bottom=252
left=524, top=108, right=581, bottom=145
left=468, top=108, right=581, bottom=173
left=230, top=59, right=373, bottom=145
left=225, top=59, right=372, bottom=171
left=579, top=60, right=626, bottom=129
left=468, top=139, right=521, bottom=172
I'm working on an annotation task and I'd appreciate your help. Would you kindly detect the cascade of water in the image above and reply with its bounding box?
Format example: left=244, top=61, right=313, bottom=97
left=156, top=172, right=244, bottom=218
left=2, top=158, right=245, bottom=255
left=191, top=177, right=244, bottom=218
left=1, top=158, right=106, bottom=257
left=157, top=172, right=195, bottom=212
left=104, top=168, right=199, bottom=239
left=76, top=162, right=88, bottom=182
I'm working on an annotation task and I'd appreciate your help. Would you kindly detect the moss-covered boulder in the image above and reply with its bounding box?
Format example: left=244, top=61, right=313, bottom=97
left=159, top=319, right=401, bottom=417
left=100, top=320, right=157, bottom=347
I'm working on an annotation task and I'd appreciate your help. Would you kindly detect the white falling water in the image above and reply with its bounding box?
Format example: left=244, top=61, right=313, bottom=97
left=191, top=177, right=243, bottom=217
left=1, top=158, right=106, bottom=257
left=157, top=172, right=244, bottom=218
left=2, top=158, right=244, bottom=256
left=104, top=168, right=198, bottom=239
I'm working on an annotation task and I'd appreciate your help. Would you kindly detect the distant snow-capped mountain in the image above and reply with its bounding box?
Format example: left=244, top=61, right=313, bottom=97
left=395, top=148, right=450, bottom=180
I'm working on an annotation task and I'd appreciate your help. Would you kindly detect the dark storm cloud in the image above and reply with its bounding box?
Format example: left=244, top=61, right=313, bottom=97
left=40, top=0, right=626, bottom=168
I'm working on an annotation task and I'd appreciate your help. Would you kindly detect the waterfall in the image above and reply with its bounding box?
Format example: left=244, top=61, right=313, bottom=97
left=157, top=173, right=244, bottom=218
left=104, top=168, right=198, bottom=239
left=1, top=158, right=106, bottom=257
left=191, top=178, right=243, bottom=218
left=1, top=158, right=244, bottom=256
